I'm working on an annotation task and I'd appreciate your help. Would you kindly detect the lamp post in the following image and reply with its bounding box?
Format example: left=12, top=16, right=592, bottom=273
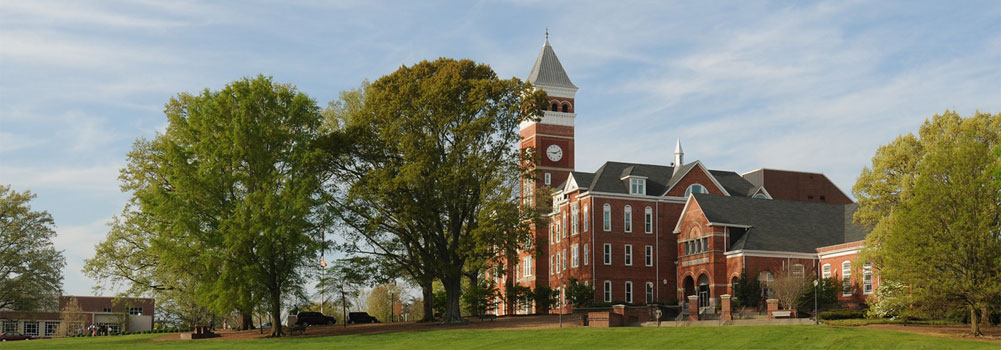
left=813, top=279, right=819, bottom=325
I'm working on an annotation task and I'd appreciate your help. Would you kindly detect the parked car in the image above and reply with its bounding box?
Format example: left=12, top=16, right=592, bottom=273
left=259, top=322, right=272, bottom=329
left=348, top=312, right=380, bottom=324
left=0, top=332, right=33, bottom=341
left=295, top=311, right=336, bottom=326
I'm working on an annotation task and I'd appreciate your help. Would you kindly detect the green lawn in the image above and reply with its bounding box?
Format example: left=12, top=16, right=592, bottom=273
left=0, top=326, right=994, bottom=350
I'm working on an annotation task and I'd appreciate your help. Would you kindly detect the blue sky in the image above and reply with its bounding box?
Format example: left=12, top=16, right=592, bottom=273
left=1, top=1, right=999, bottom=296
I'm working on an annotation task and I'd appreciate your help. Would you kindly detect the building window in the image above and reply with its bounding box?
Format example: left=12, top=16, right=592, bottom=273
left=128, top=307, right=144, bottom=315
left=23, top=321, right=38, bottom=336
left=583, top=243, right=589, bottom=266
left=562, top=212, right=567, bottom=238
left=646, top=282, right=655, bottom=304
left=571, top=204, right=579, bottom=236
left=624, top=244, right=633, bottom=266
left=562, top=249, right=567, bottom=271
left=822, top=264, right=831, bottom=278
left=630, top=178, right=646, bottom=195
left=45, top=321, right=59, bottom=336
left=792, top=264, right=805, bottom=279
left=523, top=257, right=532, bottom=277
left=2, top=320, right=16, bottom=333
left=644, top=207, right=653, bottom=233
left=863, top=263, right=873, bottom=295
left=753, top=193, right=767, bottom=199
left=551, top=103, right=558, bottom=111
left=603, top=204, right=611, bottom=231
left=625, top=281, right=633, bottom=303
left=702, top=237, right=708, bottom=252
left=624, top=205, right=632, bottom=232
left=684, top=184, right=707, bottom=197
left=603, top=243, right=612, bottom=265
left=555, top=252, right=561, bottom=273
left=550, top=255, right=554, bottom=275
left=523, top=178, right=534, bottom=207
left=583, top=205, right=589, bottom=232
left=571, top=244, right=579, bottom=268
left=604, top=281, right=612, bottom=302
left=645, top=245, right=654, bottom=267
left=562, top=104, right=569, bottom=113
left=842, top=261, right=852, bottom=296
left=102, top=307, right=112, bottom=313
left=544, top=172, right=551, bottom=185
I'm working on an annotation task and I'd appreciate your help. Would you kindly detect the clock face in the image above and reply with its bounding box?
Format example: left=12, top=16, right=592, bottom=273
left=546, top=144, right=563, bottom=162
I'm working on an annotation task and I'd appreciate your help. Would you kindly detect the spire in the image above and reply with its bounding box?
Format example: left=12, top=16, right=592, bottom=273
left=673, top=139, right=684, bottom=175
left=527, top=33, right=577, bottom=91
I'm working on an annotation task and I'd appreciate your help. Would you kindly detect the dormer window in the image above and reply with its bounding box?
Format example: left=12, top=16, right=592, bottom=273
left=629, top=178, right=646, bottom=195
left=684, top=184, right=707, bottom=197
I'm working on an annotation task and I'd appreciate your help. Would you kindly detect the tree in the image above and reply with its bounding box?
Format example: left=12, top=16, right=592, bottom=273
left=97, top=76, right=331, bottom=336
left=461, top=278, right=498, bottom=317
left=565, top=278, right=594, bottom=308
left=0, top=185, right=65, bottom=312
left=796, top=277, right=838, bottom=311
left=531, top=286, right=557, bottom=314
left=854, top=111, right=1001, bottom=335
left=731, top=272, right=761, bottom=308
left=770, top=273, right=808, bottom=311
left=324, top=58, right=547, bottom=323
left=58, top=297, right=88, bottom=337
left=366, top=283, right=404, bottom=323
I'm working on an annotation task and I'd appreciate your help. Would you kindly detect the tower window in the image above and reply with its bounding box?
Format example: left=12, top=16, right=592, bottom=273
left=562, top=104, right=569, bottom=112
left=551, top=103, right=558, bottom=111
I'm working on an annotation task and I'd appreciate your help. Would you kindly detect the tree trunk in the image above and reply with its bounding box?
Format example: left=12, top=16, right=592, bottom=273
left=970, top=305, right=982, bottom=336
left=240, top=311, right=254, bottom=330
left=270, top=289, right=284, bottom=337
left=441, top=274, right=465, bottom=324
left=421, top=281, right=434, bottom=322
left=982, top=306, right=992, bottom=328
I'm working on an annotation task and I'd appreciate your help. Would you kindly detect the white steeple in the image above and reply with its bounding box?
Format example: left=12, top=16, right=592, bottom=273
left=673, top=139, right=684, bottom=175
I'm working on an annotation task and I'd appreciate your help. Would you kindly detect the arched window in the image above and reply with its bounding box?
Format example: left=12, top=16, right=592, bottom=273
left=685, top=184, right=708, bottom=197
left=551, top=103, right=559, bottom=111
left=644, top=206, right=653, bottom=233
left=753, top=193, right=767, bottom=199
left=623, top=205, right=632, bottom=232
left=603, top=204, right=611, bottom=231
left=562, top=104, right=569, bottom=112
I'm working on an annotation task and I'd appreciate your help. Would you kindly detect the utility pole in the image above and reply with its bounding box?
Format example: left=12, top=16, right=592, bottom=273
left=342, top=285, right=347, bottom=328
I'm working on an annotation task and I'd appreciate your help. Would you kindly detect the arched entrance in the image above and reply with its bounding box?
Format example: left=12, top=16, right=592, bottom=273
left=682, top=275, right=696, bottom=300
left=697, top=274, right=710, bottom=309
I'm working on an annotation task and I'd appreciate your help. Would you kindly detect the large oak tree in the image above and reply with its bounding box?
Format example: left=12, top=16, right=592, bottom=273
left=0, top=186, right=65, bottom=312
left=854, top=111, right=1001, bottom=335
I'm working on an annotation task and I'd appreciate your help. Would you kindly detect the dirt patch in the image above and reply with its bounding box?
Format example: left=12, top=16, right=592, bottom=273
left=152, top=314, right=581, bottom=341
left=862, top=324, right=1001, bottom=343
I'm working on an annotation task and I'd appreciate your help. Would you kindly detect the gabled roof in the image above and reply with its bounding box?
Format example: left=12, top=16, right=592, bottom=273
left=691, top=193, right=868, bottom=253
left=570, top=171, right=594, bottom=190
left=527, top=39, right=577, bottom=89
left=661, top=160, right=732, bottom=197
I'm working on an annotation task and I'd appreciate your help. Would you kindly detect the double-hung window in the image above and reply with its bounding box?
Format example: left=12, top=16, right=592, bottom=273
left=645, top=245, right=653, bottom=267
left=603, top=204, right=611, bottom=231
left=646, top=282, right=655, bottom=304
left=630, top=178, right=645, bottom=195
left=603, top=243, right=612, bottom=265
left=792, top=264, right=805, bottom=279
left=822, top=264, right=831, bottom=278
left=624, top=244, right=633, bottom=266
left=583, top=244, right=589, bottom=266
left=583, top=205, right=589, bottom=232
left=863, top=263, right=873, bottom=294
left=523, top=257, right=532, bottom=277
left=571, top=204, right=579, bottom=236
left=644, top=207, right=653, bottom=233
left=562, top=212, right=567, bottom=238
left=571, top=244, right=579, bottom=268
left=603, top=281, right=612, bottom=302
left=624, top=205, right=632, bottom=233
left=562, top=249, right=567, bottom=270
left=624, top=281, right=633, bottom=303
left=842, top=261, right=852, bottom=296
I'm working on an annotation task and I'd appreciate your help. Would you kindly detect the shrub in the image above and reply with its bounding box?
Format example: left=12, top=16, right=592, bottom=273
left=820, top=309, right=867, bottom=320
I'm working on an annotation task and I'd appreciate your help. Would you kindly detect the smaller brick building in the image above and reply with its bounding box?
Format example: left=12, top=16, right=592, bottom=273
left=0, top=296, right=154, bottom=337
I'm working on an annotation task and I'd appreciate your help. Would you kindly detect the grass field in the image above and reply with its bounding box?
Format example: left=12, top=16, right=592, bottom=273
left=0, top=325, right=994, bottom=350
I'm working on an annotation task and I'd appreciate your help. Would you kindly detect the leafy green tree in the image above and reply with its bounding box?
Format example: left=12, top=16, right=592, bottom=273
left=323, top=58, right=546, bottom=323
left=565, top=278, right=594, bottom=308
left=531, top=285, right=557, bottom=314
left=732, top=272, right=761, bottom=308
left=796, top=277, right=838, bottom=311
left=461, top=278, right=498, bottom=317
left=0, top=186, right=65, bottom=312
left=854, top=111, right=1001, bottom=336
left=95, top=76, right=331, bottom=336
left=366, top=283, right=405, bottom=323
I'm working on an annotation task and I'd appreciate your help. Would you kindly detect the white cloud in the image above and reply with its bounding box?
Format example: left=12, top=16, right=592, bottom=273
left=0, top=163, right=122, bottom=193
left=0, top=131, right=47, bottom=153
left=53, top=218, right=114, bottom=295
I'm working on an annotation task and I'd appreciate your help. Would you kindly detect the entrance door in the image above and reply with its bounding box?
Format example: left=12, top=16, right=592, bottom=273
left=698, top=286, right=709, bottom=308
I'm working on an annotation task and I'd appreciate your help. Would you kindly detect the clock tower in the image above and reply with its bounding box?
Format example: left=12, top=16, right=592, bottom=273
left=520, top=35, right=577, bottom=193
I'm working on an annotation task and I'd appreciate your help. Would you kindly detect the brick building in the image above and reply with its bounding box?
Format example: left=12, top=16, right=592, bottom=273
left=0, top=296, right=154, bottom=337
left=490, top=37, right=875, bottom=316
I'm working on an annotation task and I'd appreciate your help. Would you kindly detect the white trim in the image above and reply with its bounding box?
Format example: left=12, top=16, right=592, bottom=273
left=816, top=240, right=866, bottom=251
left=819, top=249, right=860, bottom=259
left=661, top=160, right=732, bottom=197
left=519, top=110, right=575, bottom=129
left=534, top=84, right=578, bottom=99
left=755, top=186, right=774, bottom=199
left=723, top=249, right=819, bottom=259
left=619, top=175, right=649, bottom=180
left=707, top=222, right=752, bottom=229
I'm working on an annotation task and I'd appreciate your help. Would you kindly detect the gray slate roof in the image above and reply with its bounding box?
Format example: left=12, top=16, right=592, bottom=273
left=566, top=161, right=759, bottom=198
left=691, top=193, right=868, bottom=253
left=527, top=39, right=577, bottom=89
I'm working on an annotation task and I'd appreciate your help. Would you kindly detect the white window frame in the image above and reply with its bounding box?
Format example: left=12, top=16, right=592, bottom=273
left=544, top=172, right=551, bottom=186
left=645, top=245, right=653, bottom=267
left=792, top=264, right=805, bottom=279
left=562, top=212, right=568, bottom=238
left=604, top=281, right=612, bottom=302
left=842, top=261, right=852, bottom=297
left=523, top=257, right=532, bottom=277
left=583, top=243, right=589, bottom=266
left=583, top=205, right=589, bottom=232
left=630, top=178, right=646, bottom=195
left=863, top=263, right=873, bottom=295
left=644, top=206, right=653, bottom=234
left=646, top=282, right=654, bottom=304
left=624, top=205, right=632, bottom=233
left=571, top=244, right=579, bottom=268
left=23, top=321, right=38, bottom=336
left=684, top=183, right=707, bottom=197
left=822, top=264, right=831, bottom=278
left=550, top=255, right=554, bottom=276
left=625, top=281, right=633, bottom=303
left=2, top=320, right=16, bottom=333
left=624, top=244, right=633, bottom=266
left=571, top=204, right=579, bottom=236
left=44, top=321, right=59, bottom=336
left=562, top=249, right=567, bottom=271
left=128, top=307, right=143, bottom=315
left=603, top=243, right=612, bottom=265
left=603, top=204, right=611, bottom=231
